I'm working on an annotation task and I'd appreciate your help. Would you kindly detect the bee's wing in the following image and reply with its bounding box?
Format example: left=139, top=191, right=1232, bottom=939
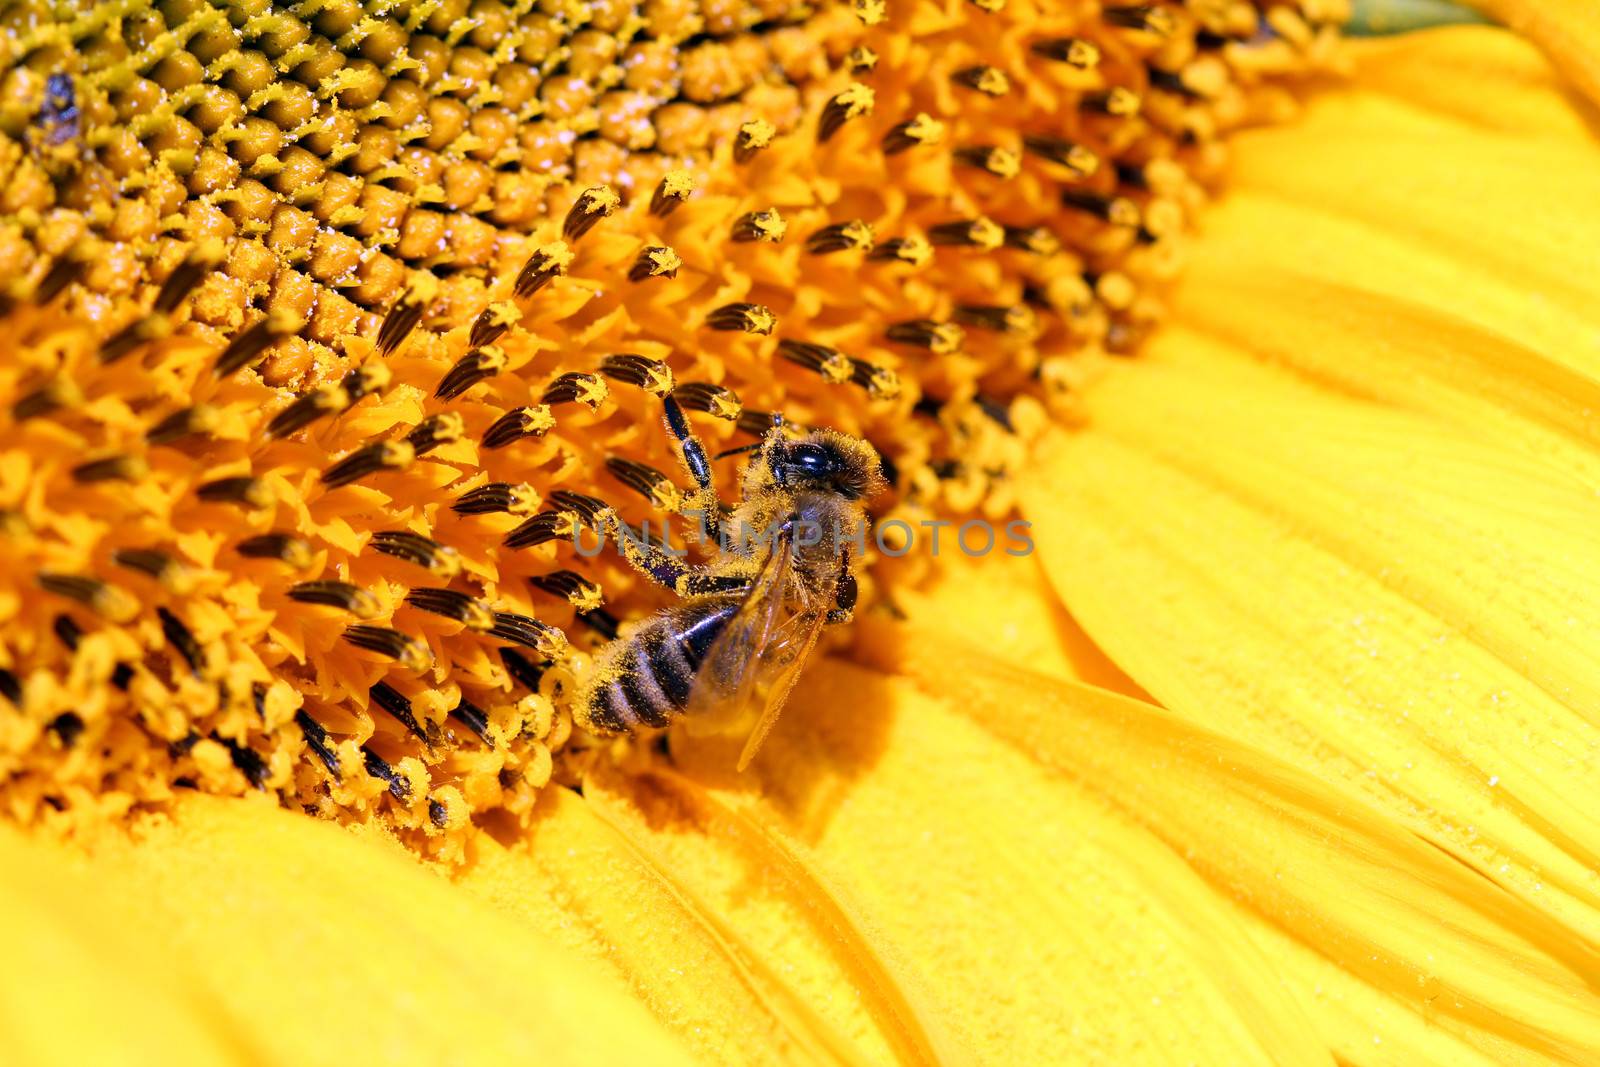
left=733, top=599, right=827, bottom=771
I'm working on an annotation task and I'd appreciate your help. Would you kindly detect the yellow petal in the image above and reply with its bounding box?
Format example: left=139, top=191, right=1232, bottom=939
left=20, top=794, right=698, bottom=1066
left=1021, top=18, right=1600, bottom=999
left=857, top=625, right=1600, bottom=1064
left=1459, top=1, right=1600, bottom=107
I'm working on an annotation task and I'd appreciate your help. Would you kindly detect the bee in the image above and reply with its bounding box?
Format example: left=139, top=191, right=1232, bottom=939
left=575, top=397, right=885, bottom=769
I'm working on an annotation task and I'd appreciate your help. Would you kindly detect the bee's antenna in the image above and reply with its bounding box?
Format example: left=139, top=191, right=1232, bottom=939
left=712, top=441, right=765, bottom=461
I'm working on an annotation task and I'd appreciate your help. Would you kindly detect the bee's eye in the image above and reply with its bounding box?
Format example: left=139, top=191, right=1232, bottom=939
left=788, top=443, right=835, bottom=479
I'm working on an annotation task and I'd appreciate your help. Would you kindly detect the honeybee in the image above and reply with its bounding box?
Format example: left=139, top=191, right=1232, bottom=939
left=575, top=398, right=885, bottom=769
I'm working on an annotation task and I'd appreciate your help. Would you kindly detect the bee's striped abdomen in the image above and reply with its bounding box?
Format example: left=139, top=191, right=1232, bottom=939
left=583, top=602, right=737, bottom=734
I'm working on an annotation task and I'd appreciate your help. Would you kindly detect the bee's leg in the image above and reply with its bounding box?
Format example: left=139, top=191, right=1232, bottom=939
left=677, top=574, right=753, bottom=598
left=663, top=396, right=722, bottom=547
left=615, top=526, right=692, bottom=591
left=825, top=547, right=858, bottom=625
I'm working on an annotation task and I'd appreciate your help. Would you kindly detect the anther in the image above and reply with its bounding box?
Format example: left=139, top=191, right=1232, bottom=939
left=806, top=220, right=874, bottom=255
left=71, top=453, right=148, bottom=485
left=296, top=709, right=342, bottom=777
left=197, top=476, right=275, bottom=509
left=953, top=66, right=1009, bottom=97
left=342, top=363, right=391, bottom=401
left=38, top=572, right=138, bottom=622
left=734, top=119, right=776, bottom=163
left=731, top=209, right=786, bottom=244
left=320, top=440, right=415, bottom=487
left=112, top=548, right=189, bottom=590
left=541, top=372, right=609, bottom=410
left=452, top=481, right=540, bottom=516
left=362, top=747, right=412, bottom=801
left=1003, top=225, right=1062, bottom=255
left=469, top=303, right=518, bottom=349
left=1032, top=37, right=1101, bottom=68
left=288, top=580, right=381, bottom=618
left=1083, top=87, right=1142, bottom=117
left=480, top=405, right=555, bottom=448
left=147, top=404, right=219, bottom=446
left=213, top=309, right=303, bottom=377
left=954, top=145, right=1021, bottom=180
left=100, top=314, right=172, bottom=365
left=707, top=303, right=776, bottom=335
left=530, top=570, right=604, bottom=612
left=514, top=242, right=574, bottom=298
left=449, top=697, right=494, bottom=746
left=882, top=114, right=945, bottom=154
left=370, top=682, right=437, bottom=748
left=845, top=47, right=878, bottom=73
left=489, top=612, right=567, bottom=656
left=1104, top=4, right=1178, bottom=35
left=886, top=320, right=965, bottom=354
left=12, top=379, right=81, bottom=421
left=53, top=614, right=81, bottom=650
left=503, top=511, right=570, bottom=549
left=153, top=240, right=224, bottom=315
left=650, top=171, right=694, bottom=217
left=375, top=274, right=438, bottom=357
left=671, top=382, right=742, bottom=421
left=236, top=532, right=314, bottom=568
left=33, top=251, right=87, bottom=304
left=736, top=409, right=783, bottom=437
left=850, top=361, right=902, bottom=401
left=929, top=218, right=1005, bottom=250
left=819, top=83, right=875, bottom=143
left=406, top=413, right=465, bottom=456
left=1060, top=189, right=1141, bottom=227
left=562, top=186, right=620, bottom=242
left=777, top=339, right=853, bottom=384
left=434, top=347, right=508, bottom=400
left=599, top=354, right=675, bottom=396
left=1023, top=136, right=1100, bottom=178
left=501, top=646, right=548, bottom=691
left=548, top=490, right=614, bottom=529
left=158, top=607, right=207, bottom=677
left=629, top=246, right=682, bottom=281
left=954, top=304, right=1038, bottom=334
left=576, top=609, right=621, bottom=641
left=343, top=625, right=431, bottom=672
left=605, top=456, right=684, bottom=510
left=266, top=385, right=350, bottom=438
left=869, top=236, right=933, bottom=267
left=369, top=530, right=462, bottom=577
left=405, top=587, right=496, bottom=631
left=852, top=0, right=885, bottom=25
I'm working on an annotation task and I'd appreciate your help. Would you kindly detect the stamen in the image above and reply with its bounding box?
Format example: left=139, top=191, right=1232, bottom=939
left=100, top=315, right=172, bottom=365
left=452, top=481, right=540, bottom=516
left=368, top=530, right=462, bottom=577
left=953, top=66, right=1010, bottom=97
left=882, top=114, right=945, bottom=155
left=628, top=246, right=682, bottom=281
left=342, top=625, right=431, bottom=672
left=671, top=383, right=742, bottom=421
left=236, top=532, right=314, bottom=568
left=954, top=304, right=1039, bottom=334
left=1104, top=4, right=1178, bottom=36
left=435, top=347, right=508, bottom=400
left=406, top=412, right=465, bottom=456
left=213, top=309, right=301, bottom=377
left=1023, top=136, right=1100, bottom=178
left=852, top=0, right=886, bottom=25
left=548, top=489, right=614, bottom=528
left=342, top=363, right=391, bottom=401
left=216, top=731, right=269, bottom=790
left=501, top=646, right=547, bottom=691
left=562, top=186, right=620, bottom=242
left=375, top=274, right=438, bottom=356
left=1060, top=189, right=1142, bottom=227
left=112, top=548, right=189, bottom=591
left=886, top=320, right=965, bottom=354
left=599, top=354, right=675, bottom=396
left=777, top=339, right=854, bottom=384
left=514, top=242, right=574, bottom=298
left=850, top=361, right=902, bottom=401
left=868, top=235, right=933, bottom=267
left=605, top=456, right=685, bottom=510
left=731, top=210, right=786, bottom=244
left=71, top=454, right=148, bottom=484
left=649, top=170, right=693, bottom=217
left=33, top=251, right=87, bottom=304
left=288, top=580, right=381, bottom=618
left=158, top=607, right=207, bottom=677
left=489, top=612, right=567, bottom=656
left=320, top=440, right=415, bottom=488
left=13, top=379, right=81, bottom=421
left=529, top=570, right=604, bottom=612
left=707, top=303, right=776, bottom=335
left=954, top=146, right=1021, bottom=180
left=541, top=371, right=609, bottom=410
left=1083, top=87, right=1142, bottom=117
left=806, top=221, right=874, bottom=255
left=53, top=614, right=81, bottom=650
left=146, top=404, right=219, bottom=446
left=929, top=218, right=1005, bottom=250
left=153, top=240, right=224, bottom=315
left=576, top=609, right=621, bottom=641
left=296, top=709, right=342, bottom=777
left=736, top=409, right=783, bottom=437
left=1003, top=225, right=1062, bottom=255
left=196, top=476, right=275, bottom=510
left=819, top=82, right=874, bottom=143
left=449, top=697, right=494, bottom=746
left=480, top=406, right=555, bottom=448
left=405, top=587, right=496, bottom=631
left=844, top=47, right=878, bottom=73
left=47, top=712, right=82, bottom=745
left=1032, top=37, right=1101, bottom=68
left=503, top=511, right=569, bottom=549
left=734, top=119, right=776, bottom=163
left=266, top=385, right=350, bottom=439
left=469, top=303, right=518, bottom=348
left=362, top=747, right=412, bottom=801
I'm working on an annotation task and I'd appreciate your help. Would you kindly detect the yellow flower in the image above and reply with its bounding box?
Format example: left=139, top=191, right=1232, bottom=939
left=6, top=4, right=1600, bottom=1067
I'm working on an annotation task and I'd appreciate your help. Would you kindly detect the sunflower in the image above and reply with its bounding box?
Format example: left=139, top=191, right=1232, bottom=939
left=2, top=0, right=1599, bottom=1063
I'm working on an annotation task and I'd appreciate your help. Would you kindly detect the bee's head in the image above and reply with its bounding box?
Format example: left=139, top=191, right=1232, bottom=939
left=769, top=430, right=886, bottom=501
